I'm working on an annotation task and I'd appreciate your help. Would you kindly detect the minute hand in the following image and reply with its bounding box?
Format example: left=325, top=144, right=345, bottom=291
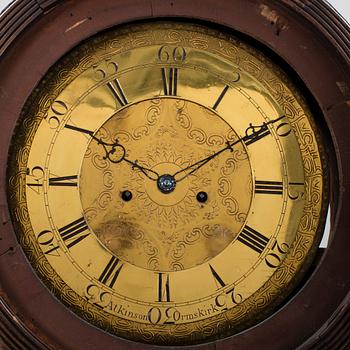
left=173, top=115, right=286, bottom=182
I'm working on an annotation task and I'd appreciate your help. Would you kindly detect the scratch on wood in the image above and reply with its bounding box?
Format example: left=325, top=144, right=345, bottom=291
left=0, top=245, right=16, bottom=258
left=260, top=4, right=288, bottom=35
left=150, top=0, right=154, bottom=16
left=336, top=81, right=350, bottom=97
left=1, top=205, right=8, bottom=225
left=65, top=18, right=89, bottom=33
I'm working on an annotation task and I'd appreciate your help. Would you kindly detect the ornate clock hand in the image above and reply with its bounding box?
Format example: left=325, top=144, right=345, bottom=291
left=90, top=135, right=160, bottom=181
left=173, top=115, right=286, bottom=182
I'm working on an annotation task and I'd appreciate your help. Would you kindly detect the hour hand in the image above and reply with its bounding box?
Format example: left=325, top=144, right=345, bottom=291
left=91, top=135, right=160, bottom=181
left=92, top=136, right=126, bottom=164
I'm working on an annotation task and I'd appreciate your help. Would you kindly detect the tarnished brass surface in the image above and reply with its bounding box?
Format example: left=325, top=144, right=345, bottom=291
left=7, top=22, right=326, bottom=345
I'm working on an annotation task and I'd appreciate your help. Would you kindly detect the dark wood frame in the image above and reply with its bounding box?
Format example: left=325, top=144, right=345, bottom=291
left=0, top=0, right=349, bottom=349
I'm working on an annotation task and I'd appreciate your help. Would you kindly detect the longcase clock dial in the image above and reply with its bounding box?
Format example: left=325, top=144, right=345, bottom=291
left=7, top=22, right=327, bottom=345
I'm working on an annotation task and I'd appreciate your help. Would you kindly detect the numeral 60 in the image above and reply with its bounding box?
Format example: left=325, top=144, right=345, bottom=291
left=158, top=46, right=187, bottom=63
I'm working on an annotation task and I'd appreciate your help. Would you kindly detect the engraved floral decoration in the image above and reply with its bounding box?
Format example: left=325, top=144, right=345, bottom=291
left=80, top=98, right=252, bottom=271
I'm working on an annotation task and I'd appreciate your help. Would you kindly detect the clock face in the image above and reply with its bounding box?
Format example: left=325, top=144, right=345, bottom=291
left=7, top=22, right=327, bottom=345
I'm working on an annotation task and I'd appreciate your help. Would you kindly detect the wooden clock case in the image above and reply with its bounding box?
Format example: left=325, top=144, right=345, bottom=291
left=0, top=0, right=349, bottom=349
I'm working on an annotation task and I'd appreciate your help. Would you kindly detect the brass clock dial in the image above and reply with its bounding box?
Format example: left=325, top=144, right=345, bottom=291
left=7, top=22, right=327, bottom=345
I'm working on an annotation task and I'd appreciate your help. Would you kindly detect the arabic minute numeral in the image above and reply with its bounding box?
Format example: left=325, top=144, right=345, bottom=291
left=288, top=182, right=305, bottom=200
left=158, top=46, right=187, bottom=63
left=45, top=100, right=69, bottom=129
left=276, top=121, right=292, bottom=137
left=215, top=286, right=243, bottom=311
left=37, top=230, right=60, bottom=256
left=26, top=166, right=44, bottom=193
left=265, top=240, right=290, bottom=268
left=148, top=307, right=180, bottom=325
left=92, top=59, right=118, bottom=81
